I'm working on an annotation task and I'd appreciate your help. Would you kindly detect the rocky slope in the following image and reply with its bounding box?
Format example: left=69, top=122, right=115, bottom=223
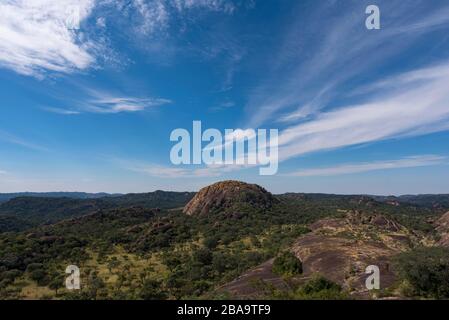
left=183, top=180, right=277, bottom=216
left=219, top=211, right=425, bottom=298
left=435, top=211, right=449, bottom=247
left=290, top=211, right=418, bottom=296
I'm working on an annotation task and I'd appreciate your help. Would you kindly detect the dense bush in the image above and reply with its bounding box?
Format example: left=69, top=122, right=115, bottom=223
left=301, top=276, right=341, bottom=295
left=139, top=280, right=168, bottom=300
left=257, top=275, right=347, bottom=300
left=394, top=247, right=449, bottom=299
left=294, top=276, right=347, bottom=299
left=272, top=252, right=302, bottom=276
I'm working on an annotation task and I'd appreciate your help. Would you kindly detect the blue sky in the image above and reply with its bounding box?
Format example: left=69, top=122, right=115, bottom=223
left=1, top=0, right=449, bottom=194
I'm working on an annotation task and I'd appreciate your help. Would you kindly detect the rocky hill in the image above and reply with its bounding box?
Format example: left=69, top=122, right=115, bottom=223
left=183, top=180, right=278, bottom=216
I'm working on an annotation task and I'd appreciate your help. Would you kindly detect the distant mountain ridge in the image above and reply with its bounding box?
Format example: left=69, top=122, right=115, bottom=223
left=0, top=191, right=195, bottom=232
left=0, top=192, right=121, bottom=203
left=1, top=191, right=449, bottom=208
left=371, top=194, right=449, bottom=208
left=279, top=193, right=449, bottom=209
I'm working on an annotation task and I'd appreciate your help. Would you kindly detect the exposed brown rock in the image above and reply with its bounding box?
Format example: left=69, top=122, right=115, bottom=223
left=218, top=212, right=414, bottom=298
left=291, top=234, right=397, bottom=294
left=435, top=211, right=449, bottom=247
left=183, top=180, right=277, bottom=216
left=216, top=259, right=290, bottom=299
left=292, top=213, right=410, bottom=294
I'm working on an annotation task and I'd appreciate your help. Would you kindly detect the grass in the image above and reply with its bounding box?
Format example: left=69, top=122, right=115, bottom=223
left=9, top=245, right=169, bottom=299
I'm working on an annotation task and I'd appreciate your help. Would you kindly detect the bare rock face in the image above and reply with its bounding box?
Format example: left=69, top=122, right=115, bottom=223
left=291, top=235, right=397, bottom=296
left=183, top=180, right=277, bottom=216
left=435, top=211, right=449, bottom=247
left=436, top=211, right=449, bottom=228
left=292, top=212, right=417, bottom=295
left=218, top=212, right=416, bottom=299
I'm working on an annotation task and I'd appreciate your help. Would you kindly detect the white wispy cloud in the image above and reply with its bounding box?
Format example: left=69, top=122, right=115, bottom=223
left=209, top=100, right=236, bottom=112
left=132, top=0, right=170, bottom=35
left=0, top=170, right=7, bottom=175
left=115, top=0, right=236, bottom=35
left=245, top=1, right=449, bottom=127
left=128, top=163, right=224, bottom=178
left=43, top=89, right=172, bottom=114
left=390, top=5, right=449, bottom=35
left=86, top=96, right=172, bottom=114
left=0, top=0, right=97, bottom=76
left=277, top=62, right=449, bottom=161
left=232, top=1, right=449, bottom=165
left=0, top=130, right=48, bottom=151
left=43, top=107, right=81, bottom=115
left=289, top=155, right=446, bottom=177
left=173, top=0, right=236, bottom=13
left=207, top=60, right=449, bottom=168
left=114, top=155, right=248, bottom=178
left=0, top=0, right=242, bottom=76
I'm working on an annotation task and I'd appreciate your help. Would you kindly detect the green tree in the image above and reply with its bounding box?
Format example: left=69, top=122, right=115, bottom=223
left=203, top=236, right=219, bottom=250
left=394, top=247, right=449, bottom=299
left=30, top=269, right=49, bottom=286
left=296, top=276, right=346, bottom=300
left=88, top=273, right=106, bottom=300
left=139, top=279, right=167, bottom=300
left=49, top=276, right=64, bottom=295
left=272, top=252, right=303, bottom=276
left=193, top=248, right=213, bottom=265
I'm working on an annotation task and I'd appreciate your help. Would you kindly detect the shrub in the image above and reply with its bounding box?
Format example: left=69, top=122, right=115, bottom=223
left=272, top=252, right=302, bottom=276
left=193, top=248, right=213, bottom=265
left=139, top=279, right=167, bottom=300
left=49, top=277, right=64, bottom=295
left=394, top=247, right=449, bottom=299
left=203, top=237, right=219, bottom=250
left=302, top=276, right=341, bottom=294
left=30, top=269, right=49, bottom=286
left=26, top=263, right=44, bottom=273
left=296, top=276, right=347, bottom=300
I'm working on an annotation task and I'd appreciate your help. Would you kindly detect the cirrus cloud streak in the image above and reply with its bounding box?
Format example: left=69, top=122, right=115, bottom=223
left=288, top=155, right=446, bottom=177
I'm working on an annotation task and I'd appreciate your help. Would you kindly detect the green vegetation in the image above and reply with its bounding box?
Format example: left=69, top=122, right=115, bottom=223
left=0, top=191, right=195, bottom=232
left=272, top=252, right=302, bottom=276
left=394, top=247, right=449, bottom=299
left=297, top=276, right=347, bottom=299
left=0, top=201, right=315, bottom=299
left=0, top=189, right=446, bottom=300
left=257, top=275, right=348, bottom=300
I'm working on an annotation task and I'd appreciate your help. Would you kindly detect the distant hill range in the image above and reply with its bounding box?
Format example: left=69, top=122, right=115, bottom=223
left=0, top=186, right=448, bottom=234
left=371, top=194, right=449, bottom=208
left=279, top=193, right=449, bottom=209
left=0, top=191, right=195, bottom=232
left=1, top=191, right=449, bottom=208
left=0, top=192, right=120, bottom=203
